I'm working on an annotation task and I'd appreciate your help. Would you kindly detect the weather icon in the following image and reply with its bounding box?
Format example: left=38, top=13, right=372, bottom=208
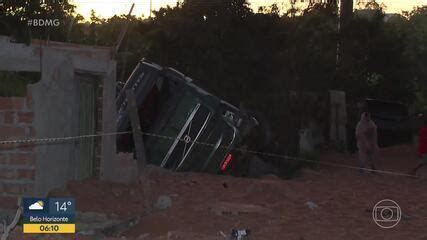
left=28, top=201, right=44, bottom=210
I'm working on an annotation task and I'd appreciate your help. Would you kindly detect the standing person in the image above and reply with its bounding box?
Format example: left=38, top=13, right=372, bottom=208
left=412, top=117, right=427, bottom=176
left=356, top=112, right=379, bottom=174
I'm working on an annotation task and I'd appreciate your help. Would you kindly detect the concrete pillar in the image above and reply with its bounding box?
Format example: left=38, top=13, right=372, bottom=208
left=100, top=61, right=117, bottom=181
left=33, top=48, right=78, bottom=196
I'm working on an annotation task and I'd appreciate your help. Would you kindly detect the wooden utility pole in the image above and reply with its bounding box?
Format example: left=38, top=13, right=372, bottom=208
left=149, top=0, right=152, bottom=18
left=339, top=0, right=353, bottom=27
left=336, top=0, right=354, bottom=85
left=126, top=90, right=147, bottom=169
left=126, top=90, right=152, bottom=214
left=114, top=3, right=135, bottom=55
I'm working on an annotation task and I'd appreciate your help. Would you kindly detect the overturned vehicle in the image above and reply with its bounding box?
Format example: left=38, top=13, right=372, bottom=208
left=116, top=60, right=259, bottom=175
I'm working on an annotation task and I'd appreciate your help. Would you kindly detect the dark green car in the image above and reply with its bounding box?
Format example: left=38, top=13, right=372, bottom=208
left=116, top=60, right=258, bottom=174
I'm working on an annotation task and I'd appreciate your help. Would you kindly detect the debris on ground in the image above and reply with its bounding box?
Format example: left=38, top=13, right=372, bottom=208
left=154, top=195, right=172, bottom=210
left=231, top=229, right=250, bottom=240
left=305, top=201, right=318, bottom=210
left=6, top=144, right=427, bottom=240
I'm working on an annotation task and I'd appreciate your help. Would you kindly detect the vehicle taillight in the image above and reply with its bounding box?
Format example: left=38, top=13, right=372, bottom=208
left=220, top=153, right=233, bottom=172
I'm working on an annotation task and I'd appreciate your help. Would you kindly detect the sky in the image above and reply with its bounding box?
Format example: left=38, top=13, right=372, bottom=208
left=71, top=0, right=427, bottom=19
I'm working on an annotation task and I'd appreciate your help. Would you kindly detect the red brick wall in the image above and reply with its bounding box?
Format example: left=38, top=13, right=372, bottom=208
left=0, top=93, right=35, bottom=209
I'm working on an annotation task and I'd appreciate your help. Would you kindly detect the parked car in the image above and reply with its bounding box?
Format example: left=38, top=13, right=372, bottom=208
left=365, top=98, right=412, bottom=147
left=116, top=59, right=258, bottom=174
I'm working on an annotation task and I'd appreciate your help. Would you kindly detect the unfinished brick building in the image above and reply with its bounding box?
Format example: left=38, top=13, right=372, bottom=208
left=0, top=36, right=117, bottom=210
left=0, top=95, right=36, bottom=209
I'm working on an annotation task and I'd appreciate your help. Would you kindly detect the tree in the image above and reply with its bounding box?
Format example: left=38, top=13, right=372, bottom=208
left=0, top=0, right=77, bottom=43
left=405, top=6, right=427, bottom=110
left=338, top=9, right=415, bottom=104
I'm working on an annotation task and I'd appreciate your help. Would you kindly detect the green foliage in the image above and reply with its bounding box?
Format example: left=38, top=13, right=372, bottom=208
left=337, top=9, right=416, bottom=104
left=0, top=72, right=40, bottom=97
left=415, top=92, right=427, bottom=112
left=1, top=0, right=426, bottom=157
left=0, top=0, right=77, bottom=43
left=406, top=7, right=427, bottom=97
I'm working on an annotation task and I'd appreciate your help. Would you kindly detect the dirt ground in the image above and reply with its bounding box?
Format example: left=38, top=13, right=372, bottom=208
left=9, top=144, right=427, bottom=239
